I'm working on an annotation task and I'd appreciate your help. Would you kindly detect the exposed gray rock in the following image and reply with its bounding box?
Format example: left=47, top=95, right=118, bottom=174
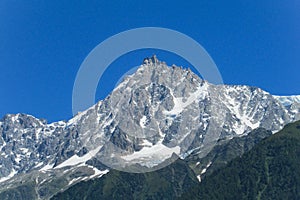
left=0, top=56, right=299, bottom=198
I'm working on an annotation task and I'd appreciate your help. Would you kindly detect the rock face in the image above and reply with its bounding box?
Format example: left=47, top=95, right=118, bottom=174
left=0, top=56, right=299, bottom=197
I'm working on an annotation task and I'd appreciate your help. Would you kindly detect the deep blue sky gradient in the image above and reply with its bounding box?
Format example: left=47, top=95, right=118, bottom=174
left=0, top=0, right=299, bottom=122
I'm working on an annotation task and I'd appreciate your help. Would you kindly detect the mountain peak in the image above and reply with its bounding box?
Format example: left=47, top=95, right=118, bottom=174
left=114, top=56, right=204, bottom=103
left=1, top=57, right=300, bottom=193
left=143, top=55, right=159, bottom=65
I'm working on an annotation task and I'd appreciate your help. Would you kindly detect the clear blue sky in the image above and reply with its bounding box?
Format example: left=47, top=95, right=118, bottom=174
left=0, top=1, right=299, bottom=122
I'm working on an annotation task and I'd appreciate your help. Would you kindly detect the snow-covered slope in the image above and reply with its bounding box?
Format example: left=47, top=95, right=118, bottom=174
left=0, top=56, right=299, bottom=197
left=273, top=95, right=300, bottom=121
left=273, top=95, right=300, bottom=106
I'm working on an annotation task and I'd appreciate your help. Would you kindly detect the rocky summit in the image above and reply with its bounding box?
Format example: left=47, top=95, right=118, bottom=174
left=0, top=56, right=299, bottom=199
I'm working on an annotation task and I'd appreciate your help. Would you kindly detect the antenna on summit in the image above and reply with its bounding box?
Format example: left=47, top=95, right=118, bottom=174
left=143, top=55, right=159, bottom=65
left=151, top=54, right=159, bottom=64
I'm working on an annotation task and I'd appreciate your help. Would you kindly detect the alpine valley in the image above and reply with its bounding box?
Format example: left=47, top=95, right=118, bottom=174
left=1, top=56, right=300, bottom=199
